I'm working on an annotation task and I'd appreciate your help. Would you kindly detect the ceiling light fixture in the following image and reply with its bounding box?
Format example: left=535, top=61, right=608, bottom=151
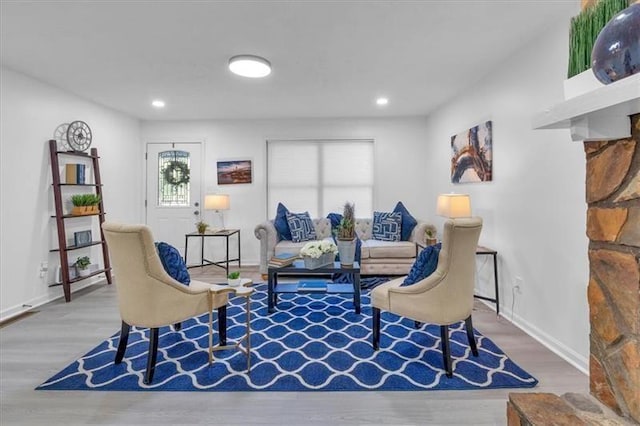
left=152, top=100, right=165, bottom=108
left=376, top=97, right=389, bottom=106
left=228, top=54, right=272, bottom=78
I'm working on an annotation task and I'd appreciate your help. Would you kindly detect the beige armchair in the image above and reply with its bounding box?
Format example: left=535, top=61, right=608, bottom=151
left=102, top=222, right=228, bottom=384
left=371, top=217, right=483, bottom=377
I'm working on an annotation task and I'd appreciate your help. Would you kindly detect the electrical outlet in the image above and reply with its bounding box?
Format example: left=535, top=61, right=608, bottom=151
left=514, top=276, right=523, bottom=293
left=39, top=261, right=48, bottom=278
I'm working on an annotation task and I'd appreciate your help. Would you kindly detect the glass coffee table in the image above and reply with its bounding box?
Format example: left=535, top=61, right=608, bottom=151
left=267, top=260, right=361, bottom=314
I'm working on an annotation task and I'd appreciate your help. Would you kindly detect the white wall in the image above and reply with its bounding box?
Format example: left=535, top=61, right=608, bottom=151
left=141, top=117, right=432, bottom=265
left=142, top=19, right=589, bottom=372
left=0, top=67, right=142, bottom=320
left=422, top=21, right=589, bottom=371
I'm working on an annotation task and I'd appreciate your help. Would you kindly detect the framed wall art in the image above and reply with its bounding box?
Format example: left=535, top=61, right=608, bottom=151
left=74, top=230, right=92, bottom=246
left=217, top=160, right=252, bottom=185
left=451, top=120, right=493, bottom=183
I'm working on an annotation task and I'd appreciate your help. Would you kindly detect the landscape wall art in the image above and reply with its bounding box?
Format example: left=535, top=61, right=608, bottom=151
left=451, top=121, right=493, bottom=183
left=217, top=160, right=252, bottom=185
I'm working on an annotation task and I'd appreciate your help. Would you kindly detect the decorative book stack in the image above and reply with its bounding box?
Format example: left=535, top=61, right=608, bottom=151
left=268, top=252, right=298, bottom=268
left=65, top=164, right=86, bottom=184
left=298, top=280, right=328, bottom=292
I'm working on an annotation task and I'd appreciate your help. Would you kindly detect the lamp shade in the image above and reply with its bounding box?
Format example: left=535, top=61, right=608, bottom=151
left=204, top=194, right=230, bottom=210
left=436, top=194, right=471, bottom=218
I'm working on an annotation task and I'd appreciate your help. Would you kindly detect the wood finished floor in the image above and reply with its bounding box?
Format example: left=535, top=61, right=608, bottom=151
left=0, top=266, right=588, bottom=425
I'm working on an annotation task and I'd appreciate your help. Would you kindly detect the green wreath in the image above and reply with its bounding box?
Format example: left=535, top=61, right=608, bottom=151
left=163, top=161, right=190, bottom=186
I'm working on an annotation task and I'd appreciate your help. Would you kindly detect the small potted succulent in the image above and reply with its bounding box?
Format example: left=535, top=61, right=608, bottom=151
left=75, top=256, right=92, bottom=277
left=227, top=271, right=241, bottom=287
left=195, top=220, right=208, bottom=234
left=425, top=228, right=438, bottom=246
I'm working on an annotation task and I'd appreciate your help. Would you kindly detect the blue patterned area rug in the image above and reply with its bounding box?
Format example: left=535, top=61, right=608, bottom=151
left=37, top=284, right=537, bottom=392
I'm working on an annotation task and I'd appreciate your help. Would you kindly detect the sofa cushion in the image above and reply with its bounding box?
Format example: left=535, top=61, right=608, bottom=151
left=402, top=243, right=441, bottom=286
left=362, top=239, right=416, bottom=258
left=372, top=211, right=402, bottom=242
left=393, top=201, right=418, bottom=241
left=286, top=211, right=316, bottom=242
left=274, top=202, right=292, bottom=240
left=155, top=242, right=190, bottom=285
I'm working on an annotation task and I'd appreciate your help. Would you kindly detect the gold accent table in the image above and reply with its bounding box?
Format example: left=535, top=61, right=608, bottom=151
left=207, top=278, right=253, bottom=372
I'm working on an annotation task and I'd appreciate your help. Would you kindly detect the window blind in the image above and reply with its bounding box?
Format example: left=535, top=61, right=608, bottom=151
left=267, top=139, right=374, bottom=219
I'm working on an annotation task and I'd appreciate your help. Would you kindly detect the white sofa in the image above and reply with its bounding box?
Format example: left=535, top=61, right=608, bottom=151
left=254, top=217, right=436, bottom=276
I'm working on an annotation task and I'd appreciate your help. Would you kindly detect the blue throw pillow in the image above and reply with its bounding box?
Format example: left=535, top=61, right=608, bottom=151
left=393, top=201, right=418, bottom=241
left=402, top=243, right=441, bottom=286
left=274, top=202, right=292, bottom=240
left=327, top=213, right=343, bottom=231
left=156, top=242, right=190, bottom=285
left=372, top=211, right=402, bottom=242
left=286, top=211, right=316, bottom=243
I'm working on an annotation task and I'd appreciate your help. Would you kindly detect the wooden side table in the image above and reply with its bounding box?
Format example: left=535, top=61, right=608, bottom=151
left=184, top=229, right=241, bottom=275
left=475, top=246, right=499, bottom=316
left=208, top=278, right=253, bottom=372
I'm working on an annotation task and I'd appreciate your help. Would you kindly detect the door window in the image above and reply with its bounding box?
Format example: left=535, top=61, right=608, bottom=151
left=158, top=150, right=190, bottom=206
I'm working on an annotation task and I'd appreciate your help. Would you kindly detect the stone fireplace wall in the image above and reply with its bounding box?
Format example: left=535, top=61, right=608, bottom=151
left=586, top=114, right=640, bottom=423
left=508, top=116, right=639, bottom=425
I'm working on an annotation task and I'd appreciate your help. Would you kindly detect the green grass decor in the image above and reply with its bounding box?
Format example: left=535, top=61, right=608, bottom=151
left=568, top=0, right=630, bottom=78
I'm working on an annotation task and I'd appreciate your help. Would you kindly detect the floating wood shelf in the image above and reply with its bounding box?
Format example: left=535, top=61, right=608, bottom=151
left=532, top=73, right=640, bottom=141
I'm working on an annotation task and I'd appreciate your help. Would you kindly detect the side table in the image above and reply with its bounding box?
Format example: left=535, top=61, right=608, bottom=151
left=184, top=229, right=241, bottom=275
left=208, top=278, right=253, bottom=372
left=475, top=246, right=499, bottom=316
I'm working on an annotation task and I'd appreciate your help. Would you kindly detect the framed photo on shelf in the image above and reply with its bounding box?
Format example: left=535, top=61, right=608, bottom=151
left=74, top=230, right=92, bottom=247
left=217, top=159, right=252, bottom=185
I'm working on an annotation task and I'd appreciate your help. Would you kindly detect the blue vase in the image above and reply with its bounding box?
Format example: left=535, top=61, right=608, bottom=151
left=591, top=3, right=640, bottom=84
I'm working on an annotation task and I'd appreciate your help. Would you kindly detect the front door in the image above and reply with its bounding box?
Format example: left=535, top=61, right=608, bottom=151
left=145, top=142, right=202, bottom=254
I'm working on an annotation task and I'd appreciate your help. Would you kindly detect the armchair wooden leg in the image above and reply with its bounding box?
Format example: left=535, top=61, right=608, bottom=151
left=173, top=322, right=182, bottom=331
left=372, top=307, right=381, bottom=350
left=217, top=306, right=227, bottom=346
left=144, top=328, right=159, bottom=385
left=115, top=321, right=130, bottom=364
left=464, top=316, right=479, bottom=357
left=440, top=325, right=453, bottom=378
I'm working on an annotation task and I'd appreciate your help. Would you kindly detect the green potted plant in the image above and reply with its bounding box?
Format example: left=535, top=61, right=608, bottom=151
left=70, top=194, right=101, bottom=216
left=195, top=220, right=208, bottom=234
left=425, top=228, right=438, bottom=246
left=335, top=202, right=357, bottom=267
left=227, top=271, right=241, bottom=287
left=75, top=256, right=92, bottom=277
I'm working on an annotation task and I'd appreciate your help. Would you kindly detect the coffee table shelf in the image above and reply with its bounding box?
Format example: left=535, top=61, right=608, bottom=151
left=267, top=261, right=361, bottom=314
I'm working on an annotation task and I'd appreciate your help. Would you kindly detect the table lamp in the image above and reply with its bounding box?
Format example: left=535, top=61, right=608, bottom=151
left=205, top=194, right=230, bottom=230
left=436, top=193, right=471, bottom=218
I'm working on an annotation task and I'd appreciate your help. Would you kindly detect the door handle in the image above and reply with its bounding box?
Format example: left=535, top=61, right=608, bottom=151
left=194, top=210, right=200, bottom=216
left=194, top=202, right=199, bottom=207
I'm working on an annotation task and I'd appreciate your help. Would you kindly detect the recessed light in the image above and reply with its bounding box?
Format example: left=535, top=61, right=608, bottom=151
left=376, top=97, right=389, bottom=106
left=152, top=100, right=165, bottom=108
left=228, top=55, right=271, bottom=78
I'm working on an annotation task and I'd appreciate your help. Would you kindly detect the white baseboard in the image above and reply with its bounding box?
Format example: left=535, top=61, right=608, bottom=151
left=503, top=308, right=588, bottom=375
left=0, top=278, right=102, bottom=323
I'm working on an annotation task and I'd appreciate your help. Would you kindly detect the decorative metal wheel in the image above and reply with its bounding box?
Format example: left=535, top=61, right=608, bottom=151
left=66, top=120, right=92, bottom=152
left=53, top=123, right=71, bottom=150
